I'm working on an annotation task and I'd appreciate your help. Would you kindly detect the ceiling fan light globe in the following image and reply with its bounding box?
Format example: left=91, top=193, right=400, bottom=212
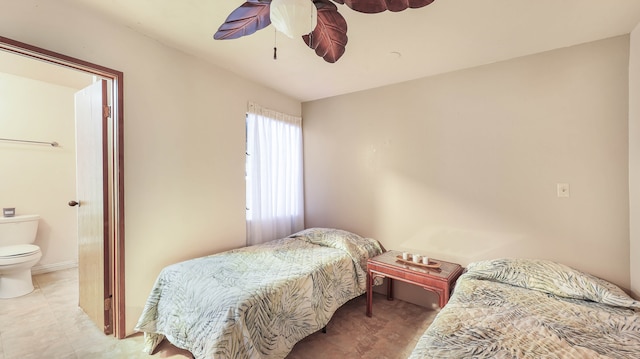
left=270, top=0, right=318, bottom=38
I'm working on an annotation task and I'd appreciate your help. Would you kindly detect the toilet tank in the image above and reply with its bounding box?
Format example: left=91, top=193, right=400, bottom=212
left=0, top=214, right=40, bottom=245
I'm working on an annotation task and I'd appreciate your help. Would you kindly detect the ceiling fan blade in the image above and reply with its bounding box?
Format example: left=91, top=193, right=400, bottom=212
left=214, top=1, right=272, bottom=40
left=303, top=0, right=348, bottom=63
left=337, top=0, right=434, bottom=14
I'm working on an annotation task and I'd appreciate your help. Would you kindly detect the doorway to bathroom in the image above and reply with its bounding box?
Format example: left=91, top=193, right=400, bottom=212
left=0, top=36, right=125, bottom=338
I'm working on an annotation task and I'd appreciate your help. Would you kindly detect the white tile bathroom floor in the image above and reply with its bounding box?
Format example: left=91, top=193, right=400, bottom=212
left=0, top=268, right=435, bottom=359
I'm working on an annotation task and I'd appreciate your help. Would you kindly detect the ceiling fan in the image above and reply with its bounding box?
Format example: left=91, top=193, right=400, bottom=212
left=214, top=0, right=436, bottom=63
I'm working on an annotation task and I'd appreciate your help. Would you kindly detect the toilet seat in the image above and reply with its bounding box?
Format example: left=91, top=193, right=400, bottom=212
left=0, top=244, right=41, bottom=258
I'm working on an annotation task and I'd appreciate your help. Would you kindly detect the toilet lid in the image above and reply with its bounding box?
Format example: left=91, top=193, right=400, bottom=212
left=0, top=244, right=40, bottom=258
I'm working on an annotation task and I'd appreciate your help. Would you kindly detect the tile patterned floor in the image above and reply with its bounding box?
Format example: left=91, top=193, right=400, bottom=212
left=0, top=269, right=436, bottom=359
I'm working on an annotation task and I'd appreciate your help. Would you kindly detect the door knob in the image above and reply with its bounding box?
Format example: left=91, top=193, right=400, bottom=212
left=68, top=200, right=80, bottom=207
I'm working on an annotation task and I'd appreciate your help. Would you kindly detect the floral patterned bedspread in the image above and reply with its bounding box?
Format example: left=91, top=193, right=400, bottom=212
left=409, top=258, right=640, bottom=359
left=134, top=228, right=382, bottom=359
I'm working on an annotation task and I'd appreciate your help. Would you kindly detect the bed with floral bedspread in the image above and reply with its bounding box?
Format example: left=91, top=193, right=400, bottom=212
left=409, top=258, right=640, bottom=358
left=134, top=228, right=382, bottom=359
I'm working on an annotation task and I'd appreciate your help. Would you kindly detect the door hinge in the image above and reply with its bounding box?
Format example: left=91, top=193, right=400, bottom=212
left=103, top=105, right=111, bottom=118
left=104, top=296, right=112, bottom=311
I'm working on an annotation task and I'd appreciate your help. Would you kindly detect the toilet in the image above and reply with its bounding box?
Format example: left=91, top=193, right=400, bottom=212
left=0, top=214, right=42, bottom=299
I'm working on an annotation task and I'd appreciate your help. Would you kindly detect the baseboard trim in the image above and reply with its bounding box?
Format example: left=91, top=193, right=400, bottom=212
left=32, top=261, right=78, bottom=275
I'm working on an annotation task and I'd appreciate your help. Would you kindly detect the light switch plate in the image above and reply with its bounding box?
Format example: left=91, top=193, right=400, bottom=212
left=557, top=183, right=570, bottom=198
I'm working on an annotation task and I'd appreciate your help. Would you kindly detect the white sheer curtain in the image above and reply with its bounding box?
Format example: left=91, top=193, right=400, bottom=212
left=246, top=102, right=304, bottom=245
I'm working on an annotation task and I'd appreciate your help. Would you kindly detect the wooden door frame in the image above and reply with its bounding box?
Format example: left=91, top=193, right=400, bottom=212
left=0, top=36, right=126, bottom=339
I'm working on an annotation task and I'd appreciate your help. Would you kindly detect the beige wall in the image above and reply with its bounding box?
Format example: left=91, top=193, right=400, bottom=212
left=0, top=73, right=80, bottom=271
left=303, top=36, right=631, bottom=301
left=0, top=0, right=301, bottom=333
left=630, top=26, right=640, bottom=299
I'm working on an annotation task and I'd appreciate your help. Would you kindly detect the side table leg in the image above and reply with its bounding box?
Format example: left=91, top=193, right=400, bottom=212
left=441, top=284, right=450, bottom=307
left=366, top=271, right=373, bottom=317
left=387, top=278, right=393, bottom=301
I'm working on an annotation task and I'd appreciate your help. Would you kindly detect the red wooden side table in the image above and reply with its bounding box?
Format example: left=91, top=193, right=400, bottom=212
left=366, top=250, right=463, bottom=317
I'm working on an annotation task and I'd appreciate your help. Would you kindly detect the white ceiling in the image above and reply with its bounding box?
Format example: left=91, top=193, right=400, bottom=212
left=65, top=0, right=640, bottom=102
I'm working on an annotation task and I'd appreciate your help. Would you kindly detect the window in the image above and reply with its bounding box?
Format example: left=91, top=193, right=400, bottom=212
left=245, top=102, right=304, bottom=245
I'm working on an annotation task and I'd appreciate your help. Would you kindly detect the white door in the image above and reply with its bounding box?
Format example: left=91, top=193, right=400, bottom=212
left=73, top=79, right=113, bottom=334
